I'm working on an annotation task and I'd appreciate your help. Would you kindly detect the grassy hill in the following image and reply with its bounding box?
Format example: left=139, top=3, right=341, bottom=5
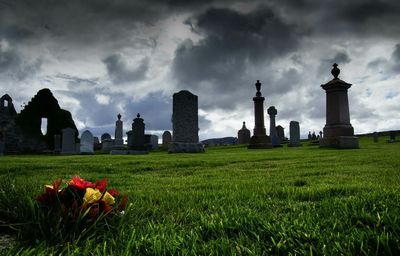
left=0, top=137, right=399, bottom=255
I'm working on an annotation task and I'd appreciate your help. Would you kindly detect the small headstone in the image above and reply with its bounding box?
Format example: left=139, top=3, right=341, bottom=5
left=289, top=121, right=301, bottom=147
left=102, top=139, right=114, bottom=152
left=267, top=106, right=280, bottom=146
left=276, top=125, right=285, bottom=142
left=373, top=132, right=378, bottom=143
left=101, top=133, right=111, bottom=143
left=237, top=122, right=250, bottom=144
left=150, top=135, right=158, bottom=150
left=61, top=127, right=76, bottom=154
left=308, top=131, right=312, bottom=140
left=113, top=114, right=124, bottom=149
left=54, top=134, right=61, bottom=153
left=162, top=131, right=172, bottom=148
left=80, top=130, right=94, bottom=154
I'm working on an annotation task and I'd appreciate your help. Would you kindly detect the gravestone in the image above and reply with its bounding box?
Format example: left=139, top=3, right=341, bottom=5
left=311, top=132, right=317, bottom=140
left=319, top=63, right=359, bottom=149
left=80, top=130, right=94, bottom=154
left=113, top=114, right=124, bottom=149
left=169, top=90, right=204, bottom=153
left=237, top=121, right=250, bottom=144
left=267, top=106, right=280, bottom=146
left=373, top=132, right=378, bottom=143
left=61, top=127, right=76, bottom=154
left=93, top=136, right=101, bottom=150
left=276, top=125, right=285, bottom=142
left=308, top=131, right=312, bottom=140
left=150, top=135, right=159, bottom=150
left=388, top=131, right=397, bottom=143
left=54, top=134, right=61, bottom=153
left=131, top=113, right=146, bottom=151
left=319, top=131, right=323, bottom=139
left=289, top=121, right=301, bottom=147
left=101, top=133, right=111, bottom=143
left=102, top=139, right=114, bottom=152
left=162, top=131, right=172, bottom=148
left=248, top=80, right=272, bottom=149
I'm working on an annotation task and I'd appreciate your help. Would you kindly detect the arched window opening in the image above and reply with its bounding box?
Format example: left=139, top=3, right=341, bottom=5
left=41, top=118, right=48, bottom=135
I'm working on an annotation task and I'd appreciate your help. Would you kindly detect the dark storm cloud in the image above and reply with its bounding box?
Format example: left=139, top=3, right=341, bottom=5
left=0, top=45, right=42, bottom=80
left=271, top=0, right=400, bottom=37
left=103, top=54, right=149, bottom=84
left=367, top=43, right=400, bottom=75
left=172, top=5, right=302, bottom=109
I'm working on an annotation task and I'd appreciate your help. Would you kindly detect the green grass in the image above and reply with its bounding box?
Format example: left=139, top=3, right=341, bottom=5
left=0, top=137, right=399, bottom=255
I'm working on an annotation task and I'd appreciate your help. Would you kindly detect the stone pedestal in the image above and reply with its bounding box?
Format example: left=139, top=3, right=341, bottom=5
left=319, top=64, right=358, bottom=149
left=248, top=80, right=272, bottom=149
left=267, top=106, right=280, bottom=146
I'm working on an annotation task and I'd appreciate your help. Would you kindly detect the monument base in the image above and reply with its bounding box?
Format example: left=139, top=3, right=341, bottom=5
left=319, top=136, right=359, bottom=149
left=248, top=135, right=272, bottom=149
left=110, top=150, right=148, bottom=155
left=168, top=142, right=205, bottom=153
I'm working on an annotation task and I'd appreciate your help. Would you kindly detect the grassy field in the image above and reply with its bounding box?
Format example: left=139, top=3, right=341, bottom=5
left=0, top=137, right=399, bottom=255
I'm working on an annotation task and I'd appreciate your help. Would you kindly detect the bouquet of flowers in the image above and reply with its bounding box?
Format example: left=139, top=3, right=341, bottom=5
left=36, top=176, right=128, bottom=227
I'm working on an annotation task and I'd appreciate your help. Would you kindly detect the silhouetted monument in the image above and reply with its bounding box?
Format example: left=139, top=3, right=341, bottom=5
left=308, top=131, right=312, bottom=140
left=311, top=131, right=317, bottom=140
left=113, top=114, right=124, bottom=149
left=130, top=113, right=146, bottom=151
left=162, top=131, right=172, bottom=149
left=276, top=125, right=285, bottom=142
left=248, top=80, right=272, bottom=149
left=169, top=90, right=204, bottom=153
left=267, top=106, right=280, bottom=146
left=237, top=122, right=250, bottom=144
left=289, top=121, right=301, bottom=147
left=319, top=63, right=359, bottom=149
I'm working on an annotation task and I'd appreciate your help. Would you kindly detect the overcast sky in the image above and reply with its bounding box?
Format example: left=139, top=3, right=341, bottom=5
left=1, top=0, right=399, bottom=140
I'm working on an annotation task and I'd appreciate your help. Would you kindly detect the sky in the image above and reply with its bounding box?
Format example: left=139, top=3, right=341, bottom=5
left=1, top=0, right=399, bottom=141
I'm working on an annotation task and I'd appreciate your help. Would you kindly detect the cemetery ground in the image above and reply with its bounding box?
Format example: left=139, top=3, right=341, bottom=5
left=0, top=137, right=399, bottom=255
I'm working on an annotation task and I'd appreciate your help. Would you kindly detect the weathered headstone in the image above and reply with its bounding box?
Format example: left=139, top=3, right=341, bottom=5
left=311, top=131, right=317, bottom=140
left=308, top=131, right=312, bottom=140
left=80, top=130, right=94, bottom=154
left=267, top=106, right=280, bottom=146
left=289, top=121, right=301, bottom=147
left=237, top=121, right=251, bottom=144
left=131, top=113, right=146, bottom=151
left=276, top=125, right=285, bottom=142
left=101, top=133, right=111, bottom=143
left=150, top=135, right=158, bottom=150
left=169, top=90, right=204, bottom=153
left=373, top=132, right=378, bottom=143
left=248, top=80, right=272, bottom=149
left=61, top=127, right=76, bottom=154
left=113, top=114, right=124, bottom=149
left=102, top=139, right=114, bottom=152
left=54, top=134, right=61, bottom=153
left=162, top=131, right=172, bottom=148
left=319, top=63, right=359, bottom=149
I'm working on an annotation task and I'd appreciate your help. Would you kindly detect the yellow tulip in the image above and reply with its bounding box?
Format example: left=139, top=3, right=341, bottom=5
left=102, top=191, right=115, bottom=205
left=83, top=188, right=115, bottom=205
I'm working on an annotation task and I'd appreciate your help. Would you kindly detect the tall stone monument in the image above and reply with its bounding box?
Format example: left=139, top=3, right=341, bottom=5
left=289, top=121, right=301, bottom=147
left=169, top=90, right=204, bottom=153
left=237, top=121, right=250, bottom=144
left=61, top=127, right=76, bottom=154
left=248, top=80, right=272, bottom=149
left=319, top=63, right=359, bottom=149
left=267, top=106, right=280, bottom=146
left=113, top=113, right=124, bottom=149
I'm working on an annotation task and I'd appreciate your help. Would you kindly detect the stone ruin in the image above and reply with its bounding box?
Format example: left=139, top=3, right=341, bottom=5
left=0, top=89, right=78, bottom=154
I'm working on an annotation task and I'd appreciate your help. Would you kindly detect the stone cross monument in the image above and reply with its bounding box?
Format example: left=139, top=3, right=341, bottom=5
left=248, top=80, right=272, bottom=149
left=267, top=106, right=280, bottom=146
left=319, top=63, right=359, bottom=149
